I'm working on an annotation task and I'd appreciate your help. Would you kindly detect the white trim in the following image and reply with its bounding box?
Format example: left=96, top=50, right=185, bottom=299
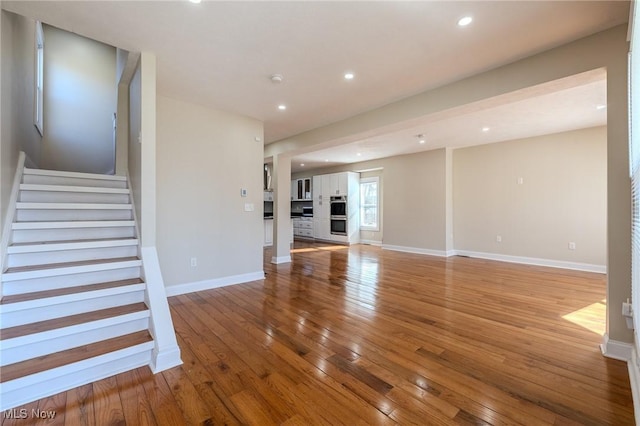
left=23, top=167, right=126, bottom=181
left=165, top=271, right=265, bottom=297
left=628, top=347, right=640, bottom=426
left=600, top=333, right=633, bottom=361
left=12, top=220, right=135, bottom=230
left=16, top=202, right=132, bottom=210
left=7, top=238, right=138, bottom=254
left=0, top=282, right=146, bottom=313
left=1, top=152, right=26, bottom=274
left=271, top=255, right=292, bottom=264
left=453, top=250, right=606, bottom=274
left=359, top=176, right=380, bottom=232
left=382, top=244, right=448, bottom=257
left=360, top=239, right=382, bottom=246
left=20, top=184, right=129, bottom=194
left=445, top=250, right=457, bottom=257
left=139, top=246, right=182, bottom=372
left=2, top=259, right=141, bottom=281
left=150, top=346, right=182, bottom=373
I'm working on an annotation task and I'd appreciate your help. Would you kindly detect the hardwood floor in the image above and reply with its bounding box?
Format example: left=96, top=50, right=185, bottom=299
left=2, top=241, right=634, bottom=425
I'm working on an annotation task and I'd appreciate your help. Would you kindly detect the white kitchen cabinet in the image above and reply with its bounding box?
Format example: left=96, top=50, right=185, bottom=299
left=293, top=217, right=314, bottom=239
left=291, top=178, right=312, bottom=201
left=264, top=219, right=273, bottom=246
left=312, top=172, right=359, bottom=243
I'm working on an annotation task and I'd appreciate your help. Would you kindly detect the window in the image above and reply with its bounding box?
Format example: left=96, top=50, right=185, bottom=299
left=360, top=177, right=379, bottom=231
left=34, top=21, right=44, bottom=135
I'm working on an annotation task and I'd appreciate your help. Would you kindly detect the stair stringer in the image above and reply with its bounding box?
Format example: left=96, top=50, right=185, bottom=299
left=141, top=246, right=182, bottom=372
left=125, top=171, right=182, bottom=372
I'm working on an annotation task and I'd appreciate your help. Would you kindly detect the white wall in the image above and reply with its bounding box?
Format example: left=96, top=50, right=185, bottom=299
left=41, top=25, right=116, bottom=174
left=1, top=11, right=42, bottom=232
left=156, top=95, right=264, bottom=288
left=453, top=127, right=607, bottom=268
left=128, top=62, right=142, bottom=231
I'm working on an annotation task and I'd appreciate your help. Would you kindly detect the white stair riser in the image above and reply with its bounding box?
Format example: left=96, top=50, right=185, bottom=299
left=16, top=209, right=132, bottom=222
left=2, top=267, right=141, bottom=296
left=19, top=191, right=130, bottom=204
left=7, top=245, right=138, bottom=268
left=1, top=316, right=150, bottom=366
left=11, top=226, right=136, bottom=243
left=0, top=290, right=146, bottom=327
left=23, top=174, right=127, bottom=189
left=0, top=345, right=153, bottom=410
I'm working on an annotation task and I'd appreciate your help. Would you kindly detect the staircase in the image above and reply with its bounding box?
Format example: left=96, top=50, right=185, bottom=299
left=0, top=167, right=157, bottom=409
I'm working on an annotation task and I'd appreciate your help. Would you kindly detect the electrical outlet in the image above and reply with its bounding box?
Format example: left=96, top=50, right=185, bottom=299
left=568, top=242, right=576, bottom=250
left=190, top=257, right=197, bottom=267
left=496, top=235, right=502, bottom=243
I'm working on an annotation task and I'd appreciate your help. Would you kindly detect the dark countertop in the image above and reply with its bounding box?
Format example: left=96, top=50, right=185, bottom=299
left=263, top=215, right=314, bottom=219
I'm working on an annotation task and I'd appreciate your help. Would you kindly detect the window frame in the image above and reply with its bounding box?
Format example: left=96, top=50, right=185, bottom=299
left=360, top=176, right=380, bottom=231
left=34, top=21, right=44, bottom=136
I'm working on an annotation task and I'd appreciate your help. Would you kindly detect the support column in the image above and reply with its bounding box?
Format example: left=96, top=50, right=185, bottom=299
left=271, top=153, right=292, bottom=264
left=445, top=147, right=454, bottom=255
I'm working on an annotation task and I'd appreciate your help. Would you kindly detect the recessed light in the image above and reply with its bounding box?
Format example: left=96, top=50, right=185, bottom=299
left=356, top=153, right=362, bottom=156
left=596, top=104, right=607, bottom=110
left=419, top=139, right=426, bottom=144
left=189, top=0, right=201, bottom=3
left=278, top=104, right=287, bottom=111
left=482, top=127, right=490, bottom=132
left=344, top=72, right=355, bottom=80
left=325, top=159, right=329, bottom=162
left=300, top=163, right=305, bottom=167
left=458, top=16, right=473, bottom=27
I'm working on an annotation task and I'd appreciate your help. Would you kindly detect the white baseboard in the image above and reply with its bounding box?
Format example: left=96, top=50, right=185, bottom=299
left=165, top=271, right=265, bottom=297
left=382, top=244, right=448, bottom=257
left=271, top=255, right=292, bottom=264
left=360, top=239, right=382, bottom=246
left=628, top=347, right=640, bottom=426
left=453, top=250, right=606, bottom=274
left=600, top=333, right=633, bottom=361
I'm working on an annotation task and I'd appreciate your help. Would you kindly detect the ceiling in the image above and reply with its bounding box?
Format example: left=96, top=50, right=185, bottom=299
left=2, top=1, right=628, bottom=172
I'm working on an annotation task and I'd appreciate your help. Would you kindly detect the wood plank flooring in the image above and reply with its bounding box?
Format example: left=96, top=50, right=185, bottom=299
left=2, top=242, right=634, bottom=425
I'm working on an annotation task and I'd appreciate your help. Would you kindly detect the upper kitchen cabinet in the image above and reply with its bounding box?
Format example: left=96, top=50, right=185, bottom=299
left=291, top=177, right=312, bottom=201
left=320, top=172, right=350, bottom=197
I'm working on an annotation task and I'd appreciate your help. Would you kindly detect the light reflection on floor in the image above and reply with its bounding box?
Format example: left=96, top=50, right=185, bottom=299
left=290, top=245, right=349, bottom=254
left=561, top=298, right=606, bottom=336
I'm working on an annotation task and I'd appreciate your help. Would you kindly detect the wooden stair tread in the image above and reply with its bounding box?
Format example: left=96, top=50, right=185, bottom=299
left=10, top=237, right=138, bottom=247
left=0, top=278, right=145, bottom=305
left=0, top=330, right=152, bottom=383
left=1, top=303, right=149, bottom=340
left=4, top=256, right=140, bottom=274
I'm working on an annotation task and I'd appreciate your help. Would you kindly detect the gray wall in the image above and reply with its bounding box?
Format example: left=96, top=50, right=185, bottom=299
left=156, top=95, right=264, bottom=287
left=454, top=126, right=607, bottom=267
left=294, top=150, right=448, bottom=251
left=1, top=11, right=42, bottom=232
left=41, top=25, right=116, bottom=174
